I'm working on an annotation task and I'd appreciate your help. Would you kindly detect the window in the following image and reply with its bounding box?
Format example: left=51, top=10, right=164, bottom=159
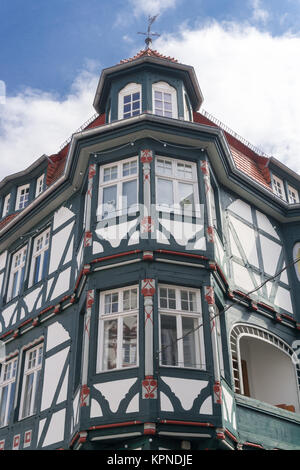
left=155, top=157, right=199, bottom=214
left=272, top=175, right=286, bottom=200
left=20, top=344, right=43, bottom=419
left=98, top=286, right=138, bottom=372
left=98, top=157, right=138, bottom=219
left=16, top=184, right=30, bottom=210
left=0, top=357, right=18, bottom=427
left=152, top=81, right=177, bottom=119
left=35, top=174, right=45, bottom=197
left=184, top=93, right=192, bottom=121
left=287, top=184, right=299, bottom=204
left=7, top=246, right=27, bottom=301
left=158, top=285, right=205, bottom=369
left=2, top=194, right=10, bottom=218
left=118, top=83, right=141, bottom=120
left=29, top=229, right=50, bottom=286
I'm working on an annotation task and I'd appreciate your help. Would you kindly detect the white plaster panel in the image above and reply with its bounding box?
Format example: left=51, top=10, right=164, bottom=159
left=128, top=231, right=140, bottom=246
left=57, top=366, right=69, bottom=405
left=228, top=199, right=253, bottom=223
left=76, top=240, right=84, bottom=272
left=42, top=409, right=66, bottom=447
left=73, top=389, right=80, bottom=431
left=199, top=396, right=213, bottom=415
left=222, top=386, right=236, bottom=430
left=64, top=236, right=74, bottom=264
left=259, top=234, right=282, bottom=275
left=0, top=273, right=3, bottom=296
left=46, top=278, right=54, bottom=301
left=95, top=219, right=138, bottom=248
left=160, top=392, right=174, bottom=412
left=161, top=377, right=208, bottom=411
left=53, top=206, right=75, bottom=231
left=256, top=210, right=280, bottom=239
left=232, top=262, right=255, bottom=292
left=126, top=393, right=139, bottom=413
left=2, top=302, right=18, bottom=328
left=46, top=322, right=70, bottom=351
left=92, top=241, right=104, bottom=254
left=159, top=218, right=204, bottom=247
left=94, top=378, right=137, bottom=413
left=49, top=222, right=74, bottom=274
left=229, top=230, right=240, bottom=258
left=0, top=251, right=7, bottom=271
left=280, top=264, right=288, bottom=284
left=275, top=287, right=293, bottom=313
left=50, top=268, right=71, bottom=301
left=41, top=347, right=69, bottom=411
left=156, top=229, right=170, bottom=245
left=229, top=216, right=259, bottom=267
left=38, top=418, right=47, bottom=447
left=24, top=286, right=43, bottom=313
left=90, top=399, right=103, bottom=418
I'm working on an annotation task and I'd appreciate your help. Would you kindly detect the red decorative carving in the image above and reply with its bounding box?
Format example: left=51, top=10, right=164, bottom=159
left=88, top=164, right=96, bottom=179
left=142, top=377, right=158, bottom=399
left=141, top=216, right=154, bottom=233
left=207, top=226, right=215, bottom=243
left=213, top=381, right=222, bottom=404
left=80, top=384, right=90, bottom=407
left=140, top=149, right=153, bottom=163
left=84, top=231, right=92, bottom=247
left=205, top=286, right=215, bottom=305
left=141, top=279, right=155, bottom=297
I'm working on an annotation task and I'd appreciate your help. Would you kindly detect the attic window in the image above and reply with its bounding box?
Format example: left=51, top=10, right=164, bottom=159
left=272, top=175, right=286, bottom=200
left=118, top=83, right=141, bottom=120
left=35, top=174, right=45, bottom=197
left=152, top=81, right=177, bottom=119
left=288, top=185, right=299, bottom=204
left=16, top=185, right=30, bottom=210
left=2, top=194, right=10, bottom=218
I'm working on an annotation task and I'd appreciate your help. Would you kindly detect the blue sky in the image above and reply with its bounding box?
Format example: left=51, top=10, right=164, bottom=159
left=0, top=0, right=300, bottom=179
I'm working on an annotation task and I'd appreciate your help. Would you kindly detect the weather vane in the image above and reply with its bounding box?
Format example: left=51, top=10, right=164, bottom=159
left=138, top=14, right=160, bottom=49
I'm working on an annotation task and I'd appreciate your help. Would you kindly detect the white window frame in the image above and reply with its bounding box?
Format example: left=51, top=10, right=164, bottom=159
left=19, top=344, right=43, bottom=420
left=152, top=81, right=178, bottom=119
left=158, top=284, right=205, bottom=370
left=35, top=174, right=45, bottom=197
left=118, top=83, right=142, bottom=120
left=97, top=157, right=139, bottom=220
left=155, top=156, right=200, bottom=215
left=272, top=175, right=286, bottom=200
left=16, top=184, right=30, bottom=210
left=287, top=184, right=299, bottom=204
left=29, top=228, right=50, bottom=286
left=0, top=357, right=18, bottom=427
left=7, top=245, right=28, bottom=301
left=2, top=194, right=11, bottom=218
left=97, top=285, right=139, bottom=372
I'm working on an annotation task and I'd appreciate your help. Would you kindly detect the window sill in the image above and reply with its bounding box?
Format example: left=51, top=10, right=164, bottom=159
left=235, top=394, right=300, bottom=423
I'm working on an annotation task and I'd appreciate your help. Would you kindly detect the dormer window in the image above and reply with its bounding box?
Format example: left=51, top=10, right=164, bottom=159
left=288, top=184, right=299, bottom=204
left=152, top=82, right=177, bottom=119
left=35, top=174, right=45, bottom=197
left=16, top=184, right=30, bottom=210
left=2, top=194, right=10, bottom=218
left=118, top=83, right=141, bottom=120
left=272, top=175, right=286, bottom=200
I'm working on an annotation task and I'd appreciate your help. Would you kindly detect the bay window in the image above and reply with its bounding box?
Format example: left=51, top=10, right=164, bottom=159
left=159, top=285, right=205, bottom=369
left=7, top=246, right=28, bottom=301
left=20, top=344, right=43, bottom=419
left=98, top=286, right=138, bottom=372
left=0, top=357, right=18, bottom=427
left=98, top=158, right=138, bottom=220
left=155, top=157, right=199, bottom=214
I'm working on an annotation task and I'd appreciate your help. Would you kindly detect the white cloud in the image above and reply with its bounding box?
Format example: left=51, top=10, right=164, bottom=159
left=0, top=69, right=98, bottom=181
left=250, top=0, right=269, bottom=23
left=155, top=21, right=300, bottom=174
left=129, top=0, right=178, bottom=17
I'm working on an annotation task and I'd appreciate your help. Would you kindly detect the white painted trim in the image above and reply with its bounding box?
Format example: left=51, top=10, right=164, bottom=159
left=118, top=83, right=142, bottom=120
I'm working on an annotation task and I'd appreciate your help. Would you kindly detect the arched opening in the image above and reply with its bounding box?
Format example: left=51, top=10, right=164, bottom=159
left=231, top=325, right=300, bottom=413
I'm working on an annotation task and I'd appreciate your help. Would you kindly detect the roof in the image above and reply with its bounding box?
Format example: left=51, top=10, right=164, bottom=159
left=120, top=48, right=178, bottom=64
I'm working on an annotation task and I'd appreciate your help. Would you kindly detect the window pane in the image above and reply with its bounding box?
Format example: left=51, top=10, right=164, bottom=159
left=182, top=317, right=197, bottom=368
left=155, top=91, right=162, bottom=100
left=124, top=104, right=131, bottom=113
left=161, top=315, right=178, bottom=366
left=164, top=93, right=172, bottom=102
left=33, top=255, right=41, bottom=284
left=132, top=92, right=140, bottom=101
left=22, top=373, right=34, bottom=418
left=124, top=95, right=131, bottom=104
left=122, top=179, right=137, bottom=212
left=102, top=185, right=117, bottom=218
left=122, top=316, right=137, bottom=367
left=0, top=385, right=8, bottom=426
left=178, top=182, right=194, bottom=211
left=123, top=289, right=137, bottom=311
left=104, top=166, right=118, bottom=182
left=157, top=178, right=173, bottom=208
left=102, top=319, right=118, bottom=370
left=157, top=159, right=172, bottom=176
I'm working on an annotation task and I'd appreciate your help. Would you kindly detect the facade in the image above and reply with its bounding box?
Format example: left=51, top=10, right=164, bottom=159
left=0, top=47, right=300, bottom=451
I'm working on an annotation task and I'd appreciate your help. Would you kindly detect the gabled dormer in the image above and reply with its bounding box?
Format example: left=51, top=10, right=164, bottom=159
left=93, top=48, right=203, bottom=124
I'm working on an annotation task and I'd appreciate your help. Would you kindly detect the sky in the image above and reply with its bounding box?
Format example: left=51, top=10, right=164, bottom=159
left=0, top=0, right=300, bottom=180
